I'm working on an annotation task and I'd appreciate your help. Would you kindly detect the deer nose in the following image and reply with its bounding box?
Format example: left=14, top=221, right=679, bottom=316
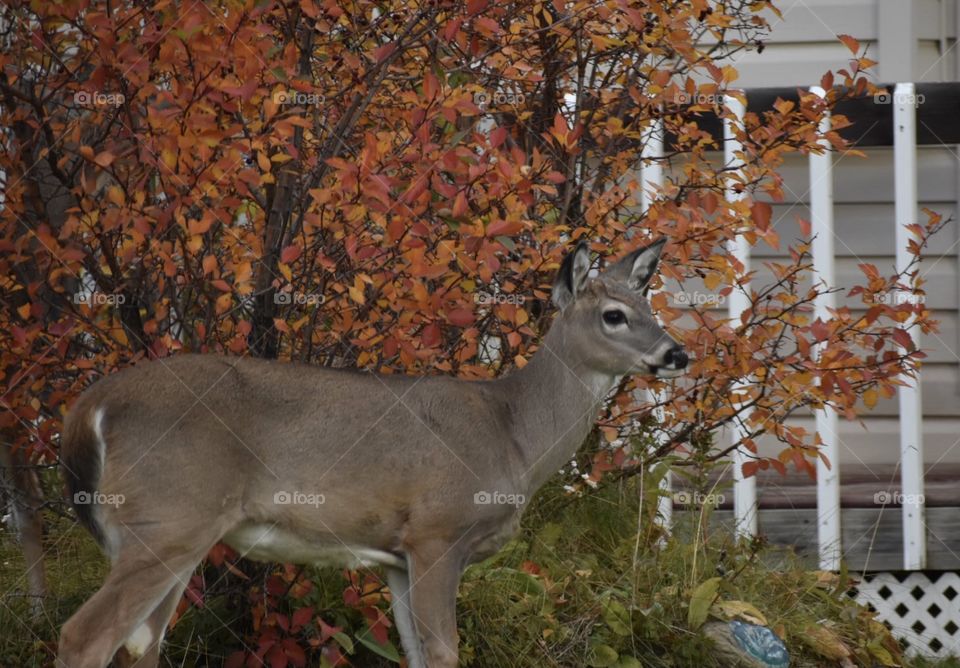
left=665, top=347, right=688, bottom=369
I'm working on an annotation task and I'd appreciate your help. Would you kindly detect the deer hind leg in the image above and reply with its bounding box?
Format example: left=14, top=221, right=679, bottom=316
left=386, top=565, right=426, bottom=668
left=405, top=543, right=463, bottom=668
left=58, top=530, right=218, bottom=668
left=110, top=574, right=190, bottom=668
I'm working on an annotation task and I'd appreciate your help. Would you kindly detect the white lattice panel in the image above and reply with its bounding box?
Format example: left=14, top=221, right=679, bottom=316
left=853, top=572, right=960, bottom=658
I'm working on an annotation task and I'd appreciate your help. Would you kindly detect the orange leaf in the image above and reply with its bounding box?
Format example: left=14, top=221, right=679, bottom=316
left=94, top=151, right=116, bottom=168
left=837, top=34, right=860, bottom=54
left=751, top=201, right=772, bottom=231
left=486, top=218, right=522, bottom=237
left=452, top=191, right=469, bottom=218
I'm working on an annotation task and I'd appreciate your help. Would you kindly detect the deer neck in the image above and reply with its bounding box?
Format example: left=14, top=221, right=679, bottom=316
left=498, top=317, right=621, bottom=491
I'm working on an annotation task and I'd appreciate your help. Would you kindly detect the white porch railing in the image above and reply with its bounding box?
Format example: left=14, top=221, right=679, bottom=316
left=645, top=83, right=928, bottom=572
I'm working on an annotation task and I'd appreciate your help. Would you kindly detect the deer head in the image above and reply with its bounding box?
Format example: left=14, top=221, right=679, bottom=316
left=549, top=238, right=688, bottom=379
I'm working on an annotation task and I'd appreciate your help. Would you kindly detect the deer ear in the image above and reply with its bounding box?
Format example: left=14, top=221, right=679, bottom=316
left=607, top=238, right=666, bottom=291
left=551, top=241, right=592, bottom=310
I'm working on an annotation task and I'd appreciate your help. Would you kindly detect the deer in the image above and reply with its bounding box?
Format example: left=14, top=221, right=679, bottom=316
left=57, top=238, right=689, bottom=668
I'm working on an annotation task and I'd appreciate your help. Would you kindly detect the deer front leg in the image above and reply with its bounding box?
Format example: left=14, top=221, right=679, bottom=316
left=386, top=565, right=426, bottom=668
left=405, top=542, right=463, bottom=668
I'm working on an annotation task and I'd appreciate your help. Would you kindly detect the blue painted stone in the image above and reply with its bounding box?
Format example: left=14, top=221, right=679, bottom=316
left=728, top=620, right=790, bottom=668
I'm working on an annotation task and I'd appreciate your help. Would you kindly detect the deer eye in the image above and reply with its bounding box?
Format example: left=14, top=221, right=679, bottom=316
left=602, top=309, right=627, bottom=326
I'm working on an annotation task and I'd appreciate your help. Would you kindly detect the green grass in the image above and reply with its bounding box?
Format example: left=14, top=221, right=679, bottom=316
left=2, top=475, right=958, bottom=667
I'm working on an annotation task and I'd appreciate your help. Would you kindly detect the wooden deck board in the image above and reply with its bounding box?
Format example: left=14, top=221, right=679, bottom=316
left=672, top=463, right=960, bottom=509
left=674, top=508, right=960, bottom=571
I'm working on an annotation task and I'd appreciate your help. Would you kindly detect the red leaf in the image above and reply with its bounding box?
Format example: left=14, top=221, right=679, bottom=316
left=467, top=0, right=488, bottom=15
left=490, top=126, right=507, bottom=148
left=810, top=319, right=830, bottom=342
left=452, top=191, right=469, bottom=218
left=383, top=336, right=399, bottom=358
left=892, top=327, right=914, bottom=350
left=266, top=643, right=288, bottom=668
left=373, top=42, right=397, bottom=63
left=442, top=18, right=463, bottom=42
left=421, top=323, right=441, bottom=347
left=447, top=308, right=474, bottom=327
left=281, top=638, right=307, bottom=667
left=291, top=606, right=314, bottom=631
left=423, top=70, right=439, bottom=99
left=280, top=245, right=302, bottom=264
left=225, top=651, right=247, bottom=668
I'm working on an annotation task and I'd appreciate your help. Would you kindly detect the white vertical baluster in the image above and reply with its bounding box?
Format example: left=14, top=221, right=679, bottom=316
left=893, top=82, right=926, bottom=571
left=640, top=119, right=670, bottom=529
left=724, top=93, right=757, bottom=539
left=809, top=85, right=841, bottom=571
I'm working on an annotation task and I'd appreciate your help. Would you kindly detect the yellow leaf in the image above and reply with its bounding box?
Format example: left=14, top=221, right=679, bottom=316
left=802, top=624, right=851, bottom=660
left=234, top=261, right=252, bottom=283
left=161, top=148, right=177, bottom=171
left=863, top=388, right=878, bottom=409
left=710, top=600, right=767, bottom=626
left=106, top=186, right=124, bottom=207
left=349, top=285, right=366, bottom=305
left=704, top=272, right=722, bottom=290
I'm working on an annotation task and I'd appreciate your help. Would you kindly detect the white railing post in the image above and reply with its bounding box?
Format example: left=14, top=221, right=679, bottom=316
left=893, top=82, right=926, bottom=570
left=640, top=119, right=671, bottom=530
left=724, top=93, right=757, bottom=539
left=809, top=86, right=841, bottom=571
